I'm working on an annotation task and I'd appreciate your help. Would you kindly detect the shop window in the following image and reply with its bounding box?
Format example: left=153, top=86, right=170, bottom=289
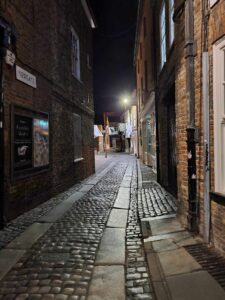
left=146, top=117, right=152, bottom=153
left=71, top=27, right=80, bottom=80
left=73, top=113, right=83, bottom=161
left=160, top=1, right=166, bottom=69
left=213, top=38, right=225, bottom=194
left=169, top=0, right=174, bottom=46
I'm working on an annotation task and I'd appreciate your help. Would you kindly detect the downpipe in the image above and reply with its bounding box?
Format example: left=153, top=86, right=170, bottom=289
left=0, top=34, right=5, bottom=229
left=185, top=0, right=198, bottom=232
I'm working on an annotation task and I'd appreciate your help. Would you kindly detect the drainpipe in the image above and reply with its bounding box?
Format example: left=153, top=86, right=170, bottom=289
left=185, top=0, right=197, bottom=232
left=0, top=28, right=5, bottom=229
left=202, top=0, right=210, bottom=243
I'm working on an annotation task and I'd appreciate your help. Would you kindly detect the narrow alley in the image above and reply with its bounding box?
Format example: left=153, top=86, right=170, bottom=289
left=0, top=153, right=224, bottom=300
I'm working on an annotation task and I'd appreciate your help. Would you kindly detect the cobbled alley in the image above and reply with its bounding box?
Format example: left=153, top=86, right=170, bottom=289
left=0, top=153, right=177, bottom=300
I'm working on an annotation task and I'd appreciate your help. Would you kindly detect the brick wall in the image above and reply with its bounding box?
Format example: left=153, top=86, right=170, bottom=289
left=175, top=0, right=225, bottom=255
left=1, top=0, right=95, bottom=220
left=135, top=0, right=156, bottom=166
left=207, top=0, right=225, bottom=254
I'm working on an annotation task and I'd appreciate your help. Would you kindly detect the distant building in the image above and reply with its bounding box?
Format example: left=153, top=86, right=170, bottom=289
left=0, top=0, right=96, bottom=222
left=122, top=105, right=138, bottom=155
left=134, top=0, right=157, bottom=172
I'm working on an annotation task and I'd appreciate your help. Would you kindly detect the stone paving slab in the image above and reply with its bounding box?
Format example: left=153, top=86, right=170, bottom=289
left=158, top=248, right=202, bottom=277
left=114, top=194, right=130, bottom=209
left=79, top=184, right=94, bottom=192
left=0, top=249, right=26, bottom=280
left=120, top=180, right=131, bottom=188
left=88, top=265, right=125, bottom=300
left=150, top=217, right=184, bottom=236
left=6, top=223, right=51, bottom=250
left=141, top=214, right=176, bottom=222
left=39, top=191, right=85, bottom=223
left=144, top=231, right=193, bottom=243
left=167, top=270, right=225, bottom=300
left=117, top=187, right=130, bottom=197
left=107, top=208, right=128, bottom=228
left=95, top=228, right=125, bottom=265
left=152, top=238, right=178, bottom=252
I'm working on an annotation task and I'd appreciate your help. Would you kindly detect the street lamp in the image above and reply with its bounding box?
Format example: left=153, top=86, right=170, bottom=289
left=123, top=98, right=128, bottom=111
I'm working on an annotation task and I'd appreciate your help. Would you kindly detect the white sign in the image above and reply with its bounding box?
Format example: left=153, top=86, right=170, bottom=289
left=5, top=50, right=16, bottom=66
left=16, top=65, right=37, bottom=88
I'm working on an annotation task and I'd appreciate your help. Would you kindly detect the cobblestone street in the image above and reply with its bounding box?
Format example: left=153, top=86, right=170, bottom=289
left=0, top=153, right=176, bottom=300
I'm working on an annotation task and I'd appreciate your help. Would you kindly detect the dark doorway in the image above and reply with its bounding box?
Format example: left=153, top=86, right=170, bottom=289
left=167, top=88, right=177, bottom=197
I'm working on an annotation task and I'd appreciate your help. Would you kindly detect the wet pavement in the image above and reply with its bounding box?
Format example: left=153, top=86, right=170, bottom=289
left=0, top=153, right=176, bottom=300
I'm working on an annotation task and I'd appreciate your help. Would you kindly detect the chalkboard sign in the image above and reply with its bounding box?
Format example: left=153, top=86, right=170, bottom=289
left=14, top=115, right=33, bottom=170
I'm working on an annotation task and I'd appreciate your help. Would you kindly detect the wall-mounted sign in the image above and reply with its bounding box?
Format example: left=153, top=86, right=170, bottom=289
left=16, top=65, right=37, bottom=88
left=14, top=115, right=33, bottom=170
left=5, top=49, right=16, bottom=66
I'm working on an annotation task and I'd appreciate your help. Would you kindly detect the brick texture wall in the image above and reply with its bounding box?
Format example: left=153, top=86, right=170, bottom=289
left=1, top=0, right=95, bottom=220
left=207, top=0, right=225, bottom=254
left=175, top=0, right=225, bottom=255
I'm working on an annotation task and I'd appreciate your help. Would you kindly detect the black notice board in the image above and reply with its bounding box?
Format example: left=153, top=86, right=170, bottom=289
left=14, top=114, right=33, bottom=171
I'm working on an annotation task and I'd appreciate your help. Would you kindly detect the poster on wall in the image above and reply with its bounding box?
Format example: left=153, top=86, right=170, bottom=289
left=14, top=115, right=33, bottom=170
left=33, top=118, right=49, bottom=167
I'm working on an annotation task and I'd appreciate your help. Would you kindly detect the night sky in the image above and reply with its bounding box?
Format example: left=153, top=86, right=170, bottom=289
left=89, top=0, right=139, bottom=122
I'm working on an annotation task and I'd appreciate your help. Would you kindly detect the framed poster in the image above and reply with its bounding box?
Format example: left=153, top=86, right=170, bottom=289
left=14, top=115, right=33, bottom=170
left=33, top=118, right=49, bottom=167
left=12, top=106, right=50, bottom=175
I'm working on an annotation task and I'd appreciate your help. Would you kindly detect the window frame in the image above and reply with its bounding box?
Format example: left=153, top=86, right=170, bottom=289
left=169, top=0, right=175, bottom=46
left=71, top=27, right=81, bottom=81
left=160, top=1, right=166, bottom=69
left=213, top=37, right=225, bottom=194
left=73, top=113, right=83, bottom=162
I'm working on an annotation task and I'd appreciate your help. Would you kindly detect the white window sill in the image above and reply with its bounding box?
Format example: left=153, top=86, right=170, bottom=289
left=72, top=73, right=83, bottom=84
left=74, top=157, right=84, bottom=163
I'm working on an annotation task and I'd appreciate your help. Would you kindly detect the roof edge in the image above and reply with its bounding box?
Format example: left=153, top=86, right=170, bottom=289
left=133, top=0, right=144, bottom=65
left=81, top=0, right=97, bottom=29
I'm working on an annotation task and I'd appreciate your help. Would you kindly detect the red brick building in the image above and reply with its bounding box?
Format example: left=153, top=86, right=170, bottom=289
left=135, top=0, right=225, bottom=255
left=0, top=0, right=96, bottom=223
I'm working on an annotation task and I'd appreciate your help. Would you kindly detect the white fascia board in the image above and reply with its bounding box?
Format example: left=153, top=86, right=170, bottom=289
left=81, top=0, right=96, bottom=28
left=210, top=0, right=219, bottom=8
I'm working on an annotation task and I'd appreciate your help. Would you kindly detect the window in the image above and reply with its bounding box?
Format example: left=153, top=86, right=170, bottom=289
left=71, top=28, right=80, bottom=80
left=73, top=113, right=82, bottom=161
left=87, top=54, right=91, bottom=69
left=169, top=0, right=175, bottom=45
left=141, top=77, right=144, bottom=105
left=213, top=38, right=225, bottom=194
left=160, top=2, right=166, bottom=69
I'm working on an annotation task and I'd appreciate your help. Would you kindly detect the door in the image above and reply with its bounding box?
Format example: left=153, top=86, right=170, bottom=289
left=167, top=95, right=177, bottom=196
